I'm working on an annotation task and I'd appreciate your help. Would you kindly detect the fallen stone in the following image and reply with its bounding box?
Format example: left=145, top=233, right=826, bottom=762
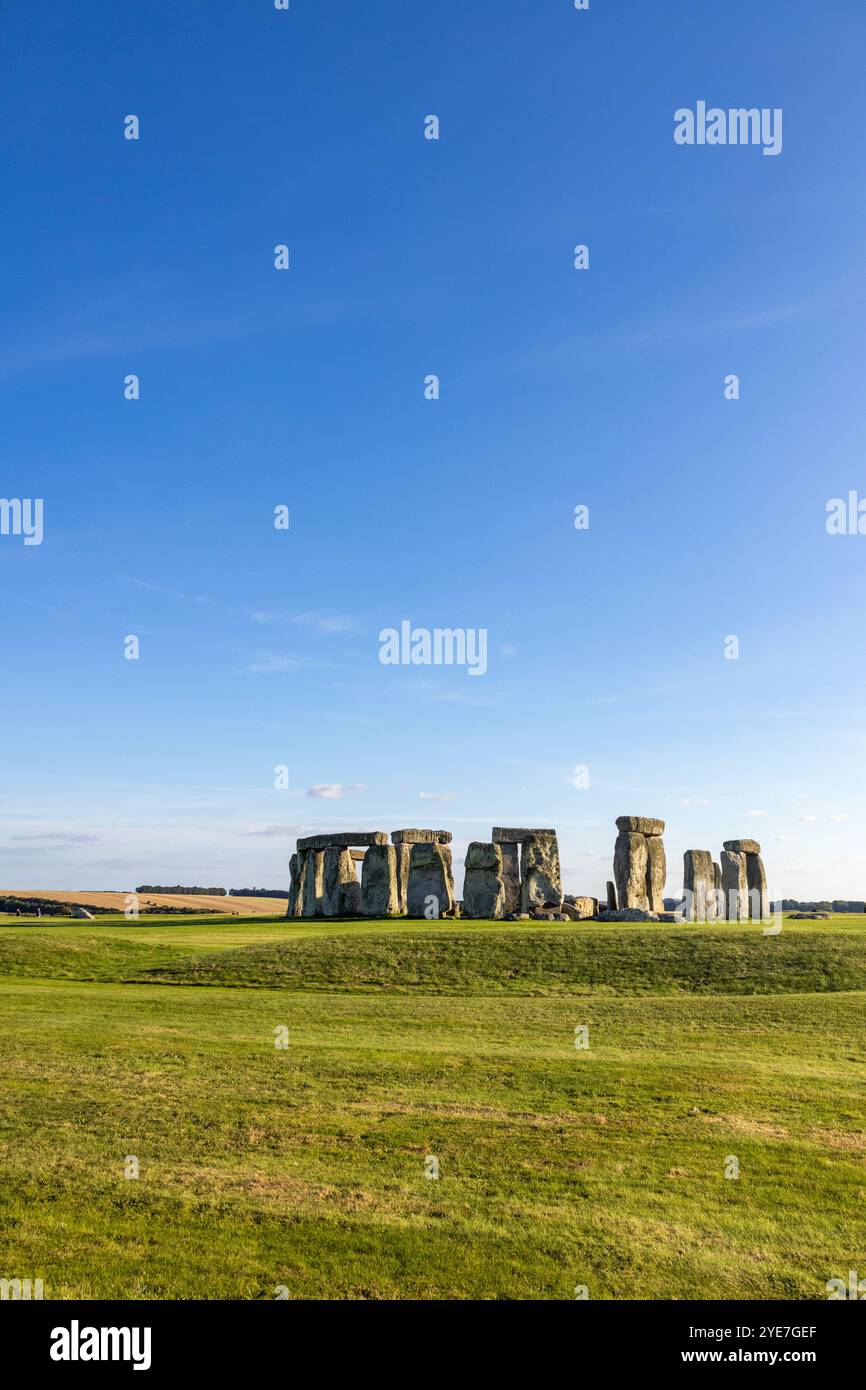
left=520, top=833, right=563, bottom=911
left=297, top=831, right=387, bottom=852
left=565, top=895, right=599, bottom=920
left=683, top=849, right=716, bottom=921
left=658, top=912, right=686, bottom=923
left=723, top=839, right=761, bottom=855
left=603, top=908, right=660, bottom=922
left=406, top=841, right=455, bottom=918
left=390, top=828, right=453, bottom=844
left=462, top=841, right=505, bottom=919
left=615, top=816, right=666, bottom=836
left=360, top=844, right=399, bottom=916
left=614, top=830, right=649, bottom=912
left=560, top=899, right=599, bottom=921
left=720, top=850, right=748, bottom=921
left=72, top=905, right=94, bottom=919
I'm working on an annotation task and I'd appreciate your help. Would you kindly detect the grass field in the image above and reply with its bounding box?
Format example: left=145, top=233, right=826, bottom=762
left=1, top=913, right=863, bottom=1300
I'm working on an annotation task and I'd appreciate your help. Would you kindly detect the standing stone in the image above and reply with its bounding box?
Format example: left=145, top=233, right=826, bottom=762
left=394, top=842, right=411, bottom=914
left=520, top=834, right=563, bottom=911
left=303, top=849, right=324, bottom=917
left=713, top=861, right=723, bottom=918
left=746, top=852, right=769, bottom=921
left=361, top=844, right=399, bottom=917
left=321, top=847, right=361, bottom=917
left=499, top=842, right=521, bottom=914
left=613, top=831, right=648, bottom=912
left=406, top=841, right=455, bottom=918
left=645, top=835, right=667, bottom=913
left=462, top=842, right=505, bottom=919
left=606, top=880, right=618, bottom=911
left=287, top=852, right=302, bottom=917
left=720, top=850, right=748, bottom=921
left=683, top=850, right=715, bottom=921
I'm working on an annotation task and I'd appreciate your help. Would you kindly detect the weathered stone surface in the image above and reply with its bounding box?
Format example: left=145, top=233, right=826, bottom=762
left=713, top=861, right=723, bottom=918
left=394, top=842, right=411, bottom=914
left=406, top=842, right=455, bottom=918
left=499, top=841, right=521, bottom=914
left=614, top=831, right=649, bottom=912
left=464, top=841, right=499, bottom=871
left=520, top=834, right=563, bottom=911
left=658, top=912, right=686, bottom=923
left=720, top=850, right=748, bottom=921
left=321, top=847, right=361, bottom=917
left=390, top=828, right=452, bottom=845
left=350, top=849, right=366, bottom=861
left=297, top=831, right=387, bottom=852
left=646, top=835, right=667, bottom=913
left=606, top=880, right=618, bottom=911
left=604, top=908, right=659, bottom=922
left=560, top=896, right=598, bottom=920
left=683, top=849, right=716, bottom=921
left=723, top=839, right=761, bottom=855
left=492, top=827, right=556, bottom=843
left=72, top=905, right=94, bottom=919
left=462, top=841, right=505, bottom=919
left=746, top=852, right=769, bottom=921
left=287, top=852, right=303, bottom=917
left=616, top=816, right=666, bottom=836
left=360, top=844, right=399, bottom=917
left=303, top=849, right=324, bottom=916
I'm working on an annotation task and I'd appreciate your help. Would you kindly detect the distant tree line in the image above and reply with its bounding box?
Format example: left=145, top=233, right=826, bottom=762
left=229, top=888, right=289, bottom=899
left=135, top=885, right=227, bottom=895
left=777, top=899, right=865, bottom=913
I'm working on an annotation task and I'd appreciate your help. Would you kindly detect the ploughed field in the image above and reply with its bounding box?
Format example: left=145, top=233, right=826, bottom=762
left=0, top=913, right=863, bottom=1300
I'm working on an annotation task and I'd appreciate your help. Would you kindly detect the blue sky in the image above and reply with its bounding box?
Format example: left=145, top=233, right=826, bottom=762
left=1, top=0, right=865, bottom=898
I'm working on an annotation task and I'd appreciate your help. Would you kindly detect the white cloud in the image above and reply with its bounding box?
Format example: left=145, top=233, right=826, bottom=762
left=420, top=791, right=454, bottom=802
left=305, top=783, right=365, bottom=800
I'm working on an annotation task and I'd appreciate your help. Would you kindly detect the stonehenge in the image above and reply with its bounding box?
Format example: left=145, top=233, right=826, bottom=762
left=613, top=815, right=666, bottom=913
left=285, top=818, right=770, bottom=925
left=286, top=826, right=562, bottom=920
left=680, top=840, right=770, bottom=921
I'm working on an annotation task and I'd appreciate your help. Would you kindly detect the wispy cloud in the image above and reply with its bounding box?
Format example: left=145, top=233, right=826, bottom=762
left=420, top=791, right=454, bottom=802
left=251, top=610, right=356, bottom=633
left=10, top=832, right=100, bottom=845
left=247, top=655, right=300, bottom=674
left=124, top=577, right=210, bottom=605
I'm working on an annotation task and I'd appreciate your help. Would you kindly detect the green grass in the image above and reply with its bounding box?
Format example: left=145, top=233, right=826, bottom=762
left=1, top=913, right=863, bottom=1299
